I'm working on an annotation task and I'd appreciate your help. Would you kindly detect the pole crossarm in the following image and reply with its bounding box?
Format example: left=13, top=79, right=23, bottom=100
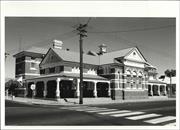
left=77, top=24, right=88, bottom=37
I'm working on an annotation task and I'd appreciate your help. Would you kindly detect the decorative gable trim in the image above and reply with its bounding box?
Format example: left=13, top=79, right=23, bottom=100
left=39, top=48, right=63, bottom=67
left=124, top=47, right=146, bottom=63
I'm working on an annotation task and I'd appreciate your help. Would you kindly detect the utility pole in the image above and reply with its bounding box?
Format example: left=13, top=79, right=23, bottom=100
left=77, top=24, right=87, bottom=104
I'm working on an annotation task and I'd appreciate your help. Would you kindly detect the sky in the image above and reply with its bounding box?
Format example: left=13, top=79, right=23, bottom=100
left=5, top=17, right=176, bottom=78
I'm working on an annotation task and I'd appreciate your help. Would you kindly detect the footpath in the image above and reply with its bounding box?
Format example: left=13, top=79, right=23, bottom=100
left=5, top=96, right=176, bottom=106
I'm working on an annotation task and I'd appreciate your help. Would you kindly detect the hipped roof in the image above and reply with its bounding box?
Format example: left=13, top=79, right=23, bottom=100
left=51, top=47, right=144, bottom=65
left=52, top=48, right=99, bottom=65
left=13, top=47, right=48, bottom=58
left=14, top=46, right=152, bottom=66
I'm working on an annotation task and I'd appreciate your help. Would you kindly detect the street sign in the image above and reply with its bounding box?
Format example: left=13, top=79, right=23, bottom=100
left=30, top=84, right=36, bottom=90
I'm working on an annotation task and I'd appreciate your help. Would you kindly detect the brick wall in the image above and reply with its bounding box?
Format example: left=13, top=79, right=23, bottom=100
left=124, top=90, right=148, bottom=100
left=64, top=66, right=72, bottom=71
left=111, top=89, right=148, bottom=100
left=25, top=62, right=40, bottom=74
left=15, top=62, right=25, bottom=75
left=111, top=90, right=123, bottom=100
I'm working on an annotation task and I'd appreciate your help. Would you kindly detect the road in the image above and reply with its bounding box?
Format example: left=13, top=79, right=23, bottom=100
left=5, top=100, right=176, bottom=126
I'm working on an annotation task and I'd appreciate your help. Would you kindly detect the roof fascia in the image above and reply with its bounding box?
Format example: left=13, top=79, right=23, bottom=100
left=39, top=48, right=52, bottom=67
left=124, top=47, right=147, bottom=62
left=13, top=51, right=44, bottom=58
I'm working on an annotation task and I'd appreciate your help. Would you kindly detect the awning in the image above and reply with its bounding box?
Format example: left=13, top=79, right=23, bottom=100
left=25, top=72, right=108, bottom=81
left=148, top=79, right=167, bottom=84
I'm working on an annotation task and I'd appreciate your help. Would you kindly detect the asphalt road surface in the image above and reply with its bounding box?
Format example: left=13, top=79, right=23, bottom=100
left=5, top=100, right=176, bottom=126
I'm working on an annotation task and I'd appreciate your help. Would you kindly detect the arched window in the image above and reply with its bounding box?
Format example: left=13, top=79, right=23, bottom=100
left=132, top=71, right=137, bottom=77
left=138, top=71, right=143, bottom=77
left=126, top=70, right=131, bottom=86
left=126, top=70, right=131, bottom=75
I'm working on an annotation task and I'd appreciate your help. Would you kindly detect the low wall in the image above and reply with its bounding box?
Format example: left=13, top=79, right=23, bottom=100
left=124, top=90, right=148, bottom=100
left=111, top=89, right=148, bottom=100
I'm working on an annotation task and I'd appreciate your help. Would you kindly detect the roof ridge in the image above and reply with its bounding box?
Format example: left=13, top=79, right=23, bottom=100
left=102, top=46, right=135, bottom=55
left=52, top=47, right=100, bottom=57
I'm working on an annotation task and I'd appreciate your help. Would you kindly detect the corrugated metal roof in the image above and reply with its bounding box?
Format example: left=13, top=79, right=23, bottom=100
left=25, top=47, right=48, bottom=54
left=100, top=47, right=134, bottom=65
left=13, top=47, right=48, bottom=57
left=52, top=48, right=99, bottom=65
left=17, top=46, right=148, bottom=66
left=52, top=47, right=135, bottom=65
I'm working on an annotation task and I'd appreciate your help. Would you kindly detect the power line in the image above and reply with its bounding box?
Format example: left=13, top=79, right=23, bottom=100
left=114, top=34, right=174, bottom=58
left=89, top=25, right=175, bottom=34
left=7, top=30, right=77, bottom=54
left=96, top=31, right=174, bottom=59
left=86, top=17, right=92, bottom=25
left=7, top=18, right=92, bottom=54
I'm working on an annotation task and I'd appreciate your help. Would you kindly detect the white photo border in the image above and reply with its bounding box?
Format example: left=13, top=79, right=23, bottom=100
left=1, top=1, right=179, bottom=130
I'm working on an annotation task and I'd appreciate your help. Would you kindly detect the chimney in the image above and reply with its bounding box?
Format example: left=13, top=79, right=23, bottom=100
left=53, top=39, right=63, bottom=49
left=98, top=44, right=107, bottom=55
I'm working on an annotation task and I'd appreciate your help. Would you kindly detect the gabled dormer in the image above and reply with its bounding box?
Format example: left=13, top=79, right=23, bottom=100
left=124, top=47, right=147, bottom=63
left=39, top=48, right=98, bottom=75
left=39, top=48, right=65, bottom=75
left=40, top=48, right=63, bottom=67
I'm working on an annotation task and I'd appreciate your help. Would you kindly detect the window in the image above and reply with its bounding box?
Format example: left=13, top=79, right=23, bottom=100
left=142, top=84, right=144, bottom=89
left=133, top=52, right=136, bottom=56
left=30, top=62, right=37, bottom=70
left=16, top=56, right=25, bottom=63
left=58, top=66, right=64, bottom=72
left=126, top=75, right=131, bottom=83
left=105, top=67, right=108, bottom=74
left=59, top=66, right=64, bottom=72
left=133, top=71, right=137, bottom=77
left=40, top=69, right=45, bottom=74
left=51, top=56, right=54, bottom=60
left=126, top=70, right=131, bottom=75
left=31, top=57, right=36, bottom=60
left=110, top=68, right=115, bottom=73
left=31, top=62, right=35, bottom=68
left=97, top=69, right=104, bottom=74
left=131, top=84, right=133, bottom=89
left=127, top=75, right=131, bottom=78
left=49, top=67, right=55, bottom=73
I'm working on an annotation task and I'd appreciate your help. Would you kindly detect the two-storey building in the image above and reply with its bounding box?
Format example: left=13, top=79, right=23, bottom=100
left=13, top=40, right=167, bottom=100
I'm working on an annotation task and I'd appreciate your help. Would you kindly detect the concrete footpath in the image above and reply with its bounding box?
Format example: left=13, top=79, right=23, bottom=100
left=5, top=96, right=176, bottom=106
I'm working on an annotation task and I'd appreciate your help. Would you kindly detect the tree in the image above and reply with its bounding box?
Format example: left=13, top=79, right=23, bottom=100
left=164, top=69, right=176, bottom=97
left=5, top=79, right=22, bottom=96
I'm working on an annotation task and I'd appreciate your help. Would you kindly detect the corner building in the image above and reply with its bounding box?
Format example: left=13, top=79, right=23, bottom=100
left=13, top=40, right=167, bottom=100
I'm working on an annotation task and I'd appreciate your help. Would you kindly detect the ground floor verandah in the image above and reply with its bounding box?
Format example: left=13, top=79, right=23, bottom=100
left=25, top=74, right=111, bottom=100
left=10, top=73, right=168, bottom=100
left=148, top=81, right=167, bottom=96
